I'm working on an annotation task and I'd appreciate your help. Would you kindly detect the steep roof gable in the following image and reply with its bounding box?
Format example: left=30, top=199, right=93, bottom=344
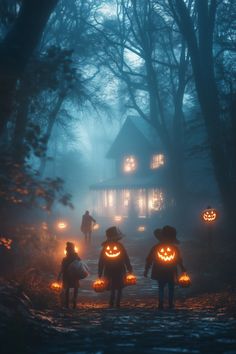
left=106, top=117, right=156, bottom=158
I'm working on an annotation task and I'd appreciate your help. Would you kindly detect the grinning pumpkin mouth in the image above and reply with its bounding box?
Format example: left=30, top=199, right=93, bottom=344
left=203, top=212, right=216, bottom=221
left=157, top=247, right=175, bottom=262
left=105, top=251, right=121, bottom=258
left=105, top=245, right=121, bottom=258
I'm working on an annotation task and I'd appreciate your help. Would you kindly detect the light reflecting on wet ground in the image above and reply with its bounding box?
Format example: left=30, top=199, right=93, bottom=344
left=35, top=253, right=236, bottom=354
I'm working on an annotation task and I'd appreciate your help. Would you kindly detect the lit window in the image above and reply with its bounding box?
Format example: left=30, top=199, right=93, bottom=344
left=123, top=190, right=130, bottom=206
left=151, top=154, right=165, bottom=169
left=108, top=192, right=113, bottom=207
left=105, top=191, right=114, bottom=207
left=123, top=155, right=137, bottom=173
left=148, top=189, right=164, bottom=211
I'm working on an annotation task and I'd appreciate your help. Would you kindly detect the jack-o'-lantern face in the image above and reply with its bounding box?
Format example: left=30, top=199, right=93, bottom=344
left=105, top=243, right=121, bottom=258
left=202, top=208, right=218, bottom=223
left=157, top=246, right=176, bottom=263
left=50, top=281, right=62, bottom=292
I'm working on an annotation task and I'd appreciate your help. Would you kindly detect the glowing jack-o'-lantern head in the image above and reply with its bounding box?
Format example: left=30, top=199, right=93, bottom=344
left=105, top=243, right=121, bottom=258
left=201, top=206, right=219, bottom=223
left=103, top=226, right=124, bottom=258
left=157, top=245, right=176, bottom=263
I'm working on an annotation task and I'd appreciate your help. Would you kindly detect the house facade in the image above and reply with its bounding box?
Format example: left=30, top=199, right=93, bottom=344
left=90, top=117, right=167, bottom=220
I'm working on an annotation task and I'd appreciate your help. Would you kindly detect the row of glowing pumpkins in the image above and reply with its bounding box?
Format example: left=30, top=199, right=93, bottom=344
left=51, top=272, right=191, bottom=293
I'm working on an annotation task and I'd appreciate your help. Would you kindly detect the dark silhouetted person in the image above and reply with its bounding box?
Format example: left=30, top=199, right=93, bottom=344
left=58, top=242, right=81, bottom=309
left=81, top=210, right=96, bottom=245
left=98, top=226, right=132, bottom=308
left=144, top=226, right=186, bottom=310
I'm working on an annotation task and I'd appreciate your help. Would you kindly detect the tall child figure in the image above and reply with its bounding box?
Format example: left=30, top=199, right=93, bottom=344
left=98, top=226, right=133, bottom=308
left=144, top=226, right=186, bottom=309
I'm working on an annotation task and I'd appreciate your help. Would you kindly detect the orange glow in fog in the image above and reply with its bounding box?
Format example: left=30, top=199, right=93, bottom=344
left=56, top=220, right=68, bottom=230
left=64, top=245, right=79, bottom=255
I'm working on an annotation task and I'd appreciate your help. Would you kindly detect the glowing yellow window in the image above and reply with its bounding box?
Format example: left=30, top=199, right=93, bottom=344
left=123, top=155, right=137, bottom=173
left=151, top=154, right=164, bottom=169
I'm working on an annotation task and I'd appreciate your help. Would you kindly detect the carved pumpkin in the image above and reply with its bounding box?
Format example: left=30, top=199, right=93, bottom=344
left=104, top=243, right=121, bottom=259
left=50, top=281, right=62, bottom=292
left=92, top=278, right=108, bottom=292
left=157, top=245, right=176, bottom=263
left=124, top=273, right=137, bottom=286
left=201, top=207, right=218, bottom=223
left=178, top=273, right=191, bottom=288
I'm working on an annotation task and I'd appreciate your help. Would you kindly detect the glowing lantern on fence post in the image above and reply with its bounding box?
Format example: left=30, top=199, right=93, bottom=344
left=92, top=278, right=108, bottom=292
left=201, top=206, right=219, bottom=252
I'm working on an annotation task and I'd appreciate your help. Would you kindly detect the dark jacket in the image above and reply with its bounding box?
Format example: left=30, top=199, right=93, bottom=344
left=60, top=252, right=81, bottom=288
left=81, top=214, right=96, bottom=233
left=98, top=241, right=132, bottom=289
left=145, top=243, right=185, bottom=282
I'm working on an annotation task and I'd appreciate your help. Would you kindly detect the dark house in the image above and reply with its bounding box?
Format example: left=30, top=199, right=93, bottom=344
left=90, top=117, right=167, bottom=220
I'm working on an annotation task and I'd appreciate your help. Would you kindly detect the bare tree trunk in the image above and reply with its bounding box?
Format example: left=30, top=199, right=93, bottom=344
left=39, top=94, right=66, bottom=176
left=0, top=0, right=58, bottom=137
left=11, top=80, right=30, bottom=162
left=169, top=0, right=236, bottom=230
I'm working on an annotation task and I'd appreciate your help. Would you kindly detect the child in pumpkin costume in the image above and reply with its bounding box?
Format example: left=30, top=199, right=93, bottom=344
left=98, top=226, right=133, bottom=308
left=144, top=226, right=186, bottom=309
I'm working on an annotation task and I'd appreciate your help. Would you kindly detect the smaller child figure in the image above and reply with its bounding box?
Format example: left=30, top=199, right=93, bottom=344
left=144, top=226, right=186, bottom=310
left=98, top=226, right=133, bottom=308
left=58, top=242, right=81, bottom=309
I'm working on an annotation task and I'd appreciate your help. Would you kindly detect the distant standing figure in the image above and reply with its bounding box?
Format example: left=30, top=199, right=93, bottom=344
left=58, top=242, right=81, bottom=309
left=81, top=210, right=96, bottom=245
left=98, top=226, right=133, bottom=308
left=144, top=226, right=186, bottom=310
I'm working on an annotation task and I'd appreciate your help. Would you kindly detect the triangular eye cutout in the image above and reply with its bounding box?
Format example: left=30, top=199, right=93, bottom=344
left=105, top=243, right=121, bottom=258
left=157, top=245, right=175, bottom=263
